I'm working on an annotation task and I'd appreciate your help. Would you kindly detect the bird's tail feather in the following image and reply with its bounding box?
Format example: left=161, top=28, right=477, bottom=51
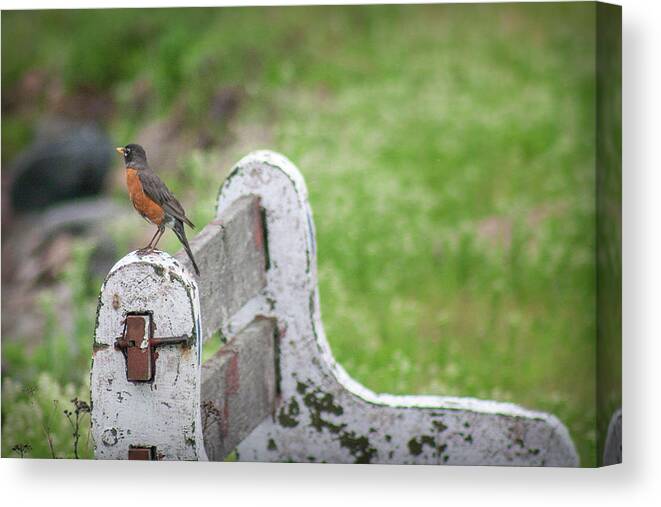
left=174, top=222, right=200, bottom=276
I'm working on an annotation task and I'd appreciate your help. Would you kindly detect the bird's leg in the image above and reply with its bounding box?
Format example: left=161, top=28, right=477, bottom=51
left=147, top=228, right=161, bottom=249
left=150, top=226, right=166, bottom=251
left=139, top=227, right=161, bottom=253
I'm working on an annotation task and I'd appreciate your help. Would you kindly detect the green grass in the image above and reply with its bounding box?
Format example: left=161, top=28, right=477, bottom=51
left=1, top=243, right=97, bottom=459
left=2, top=3, right=605, bottom=465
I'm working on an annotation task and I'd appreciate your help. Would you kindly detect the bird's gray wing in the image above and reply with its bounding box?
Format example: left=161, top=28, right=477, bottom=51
left=138, top=170, right=195, bottom=228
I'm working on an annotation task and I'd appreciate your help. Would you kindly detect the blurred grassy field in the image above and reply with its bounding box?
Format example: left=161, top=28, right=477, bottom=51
left=2, top=3, right=600, bottom=465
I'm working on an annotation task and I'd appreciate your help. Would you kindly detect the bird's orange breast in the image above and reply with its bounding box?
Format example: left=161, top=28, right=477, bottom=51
left=126, top=168, right=165, bottom=225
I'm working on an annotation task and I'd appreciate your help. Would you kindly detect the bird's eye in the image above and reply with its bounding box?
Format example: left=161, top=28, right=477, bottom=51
left=124, top=149, right=130, bottom=157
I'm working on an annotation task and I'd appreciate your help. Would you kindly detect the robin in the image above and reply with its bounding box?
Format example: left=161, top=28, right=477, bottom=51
left=116, top=144, right=200, bottom=276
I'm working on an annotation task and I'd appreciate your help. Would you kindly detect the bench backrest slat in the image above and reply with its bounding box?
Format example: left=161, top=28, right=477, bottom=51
left=201, top=318, right=276, bottom=460
left=175, top=195, right=266, bottom=343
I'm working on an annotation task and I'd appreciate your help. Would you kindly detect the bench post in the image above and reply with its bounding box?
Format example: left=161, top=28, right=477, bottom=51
left=90, top=253, right=207, bottom=460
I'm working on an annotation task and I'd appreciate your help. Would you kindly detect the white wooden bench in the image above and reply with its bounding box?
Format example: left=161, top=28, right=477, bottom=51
left=90, top=150, right=579, bottom=465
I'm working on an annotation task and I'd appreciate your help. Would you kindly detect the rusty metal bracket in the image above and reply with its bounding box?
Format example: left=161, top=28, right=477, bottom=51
left=128, top=446, right=156, bottom=460
left=115, top=314, right=190, bottom=382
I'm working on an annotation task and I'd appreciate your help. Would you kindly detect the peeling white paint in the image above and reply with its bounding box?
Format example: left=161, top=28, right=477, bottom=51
left=216, top=151, right=580, bottom=466
left=91, top=251, right=207, bottom=460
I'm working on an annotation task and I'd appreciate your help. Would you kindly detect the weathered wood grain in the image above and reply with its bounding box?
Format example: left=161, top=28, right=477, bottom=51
left=201, top=318, right=276, bottom=461
left=175, top=195, right=267, bottom=342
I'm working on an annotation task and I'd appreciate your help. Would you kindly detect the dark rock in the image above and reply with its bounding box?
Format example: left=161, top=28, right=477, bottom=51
left=9, top=120, right=114, bottom=212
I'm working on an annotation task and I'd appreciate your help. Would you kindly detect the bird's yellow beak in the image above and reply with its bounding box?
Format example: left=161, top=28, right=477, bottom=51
left=116, top=147, right=125, bottom=155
